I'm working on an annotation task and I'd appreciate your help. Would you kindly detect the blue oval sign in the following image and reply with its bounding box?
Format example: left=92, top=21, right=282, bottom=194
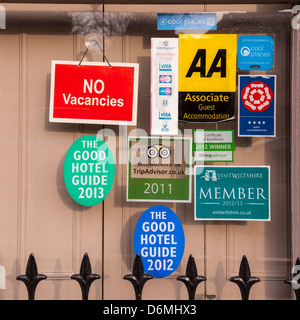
left=133, top=205, right=185, bottom=278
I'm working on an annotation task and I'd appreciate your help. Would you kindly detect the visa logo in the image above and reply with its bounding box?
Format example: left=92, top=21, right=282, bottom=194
left=159, top=112, right=172, bottom=120
left=159, top=63, right=172, bottom=71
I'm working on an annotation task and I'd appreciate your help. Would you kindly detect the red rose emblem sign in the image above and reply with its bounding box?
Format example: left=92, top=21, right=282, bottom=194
left=241, top=81, right=273, bottom=112
left=238, top=75, right=276, bottom=137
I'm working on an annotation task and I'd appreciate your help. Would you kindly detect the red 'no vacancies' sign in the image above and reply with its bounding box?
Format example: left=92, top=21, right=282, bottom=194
left=49, top=60, right=139, bottom=125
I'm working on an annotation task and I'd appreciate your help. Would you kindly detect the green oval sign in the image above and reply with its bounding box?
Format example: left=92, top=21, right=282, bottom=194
left=64, top=135, right=115, bottom=206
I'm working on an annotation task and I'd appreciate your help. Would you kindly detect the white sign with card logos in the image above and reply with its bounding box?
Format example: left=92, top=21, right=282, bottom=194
left=151, top=38, right=178, bottom=135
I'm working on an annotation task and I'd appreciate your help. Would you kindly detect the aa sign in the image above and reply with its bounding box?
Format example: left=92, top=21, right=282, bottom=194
left=49, top=60, right=139, bottom=125
left=179, top=34, right=237, bottom=123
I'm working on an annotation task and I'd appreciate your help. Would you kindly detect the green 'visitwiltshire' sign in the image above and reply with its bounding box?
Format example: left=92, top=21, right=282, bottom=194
left=194, top=166, right=270, bottom=221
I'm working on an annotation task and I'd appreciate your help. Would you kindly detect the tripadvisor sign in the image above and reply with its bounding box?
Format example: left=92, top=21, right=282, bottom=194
left=64, top=135, right=115, bottom=206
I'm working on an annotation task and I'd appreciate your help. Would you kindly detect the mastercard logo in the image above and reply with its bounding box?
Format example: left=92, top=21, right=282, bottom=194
left=159, top=87, right=172, bottom=95
left=159, top=75, right=172, bottom=83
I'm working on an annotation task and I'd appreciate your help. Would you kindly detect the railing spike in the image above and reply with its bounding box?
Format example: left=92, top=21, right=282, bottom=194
left=16, top=253, right=47, bottom=300
left=284, top=257, right=300, bottom=300
left=71, top=253, right=101, bottom=300
left=229, top=255, right=260, bottom=300
left=176, top=254, right=206, bottom=300
left=123, top=253, right=153, bottom=300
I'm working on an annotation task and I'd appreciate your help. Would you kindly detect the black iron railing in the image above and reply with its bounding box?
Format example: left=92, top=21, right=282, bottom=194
left=16, top=253, right=300, bottom=300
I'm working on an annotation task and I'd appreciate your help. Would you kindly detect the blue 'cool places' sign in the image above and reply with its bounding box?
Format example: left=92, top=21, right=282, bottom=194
left=157, top=13, right=217, bottom=30
left=238, top=35, right=273, bottom=71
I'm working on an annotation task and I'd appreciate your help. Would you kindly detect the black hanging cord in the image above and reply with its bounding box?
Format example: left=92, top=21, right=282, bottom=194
left=78, top=40, right=111, bottom=67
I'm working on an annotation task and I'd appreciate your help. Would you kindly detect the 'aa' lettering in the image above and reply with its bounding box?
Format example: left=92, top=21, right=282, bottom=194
left=186, top=49, right=227, bottom=78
